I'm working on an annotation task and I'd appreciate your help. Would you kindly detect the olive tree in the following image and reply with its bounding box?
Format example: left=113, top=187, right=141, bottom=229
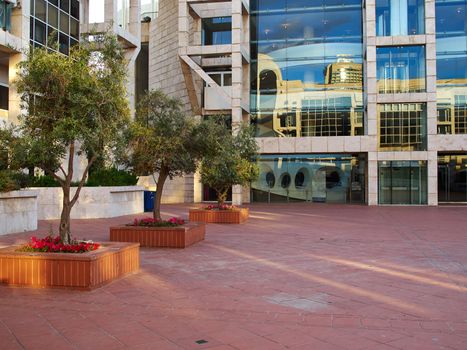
left=123, top=90, right=204, bottom=220
left=199, top=120, right=259, bottom=206
left=15, top=33, right=130, bottom=243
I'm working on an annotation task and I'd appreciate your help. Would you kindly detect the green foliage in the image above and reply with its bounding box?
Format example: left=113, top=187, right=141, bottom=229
left=122, top=90, right=202, bottom=178
left=14, top=31, right=130, bottom=242
left=0, top=122, right=31, bottom=171
left=15, top=32, right=130, bottom=177
left=30, top=175, right=60, bottom=187
left=86, top=168, right=138, bottom=187
left=199, top=119, right=259, bottom=205
left=121, top=90, right=206, bottom=219
left=0, top=170, right=21, bottom=193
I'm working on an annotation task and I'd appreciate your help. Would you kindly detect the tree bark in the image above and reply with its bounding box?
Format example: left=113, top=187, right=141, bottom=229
left=217, top=188, right=228, bottom=207
left=59, top=187, right=72, bottom=244
left=153, top=167, right=168, bottom=220
left=57, top=143, right=95, bottom=244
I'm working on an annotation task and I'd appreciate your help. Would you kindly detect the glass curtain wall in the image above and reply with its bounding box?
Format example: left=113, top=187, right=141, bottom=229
left=30, top=0, right=80, bottom=55
left=378, top=161, right=428, bottom=204
left=436, top=0, right=467, bottom=134
left=438, top=154, right=467, bottom=202
left=378, top=103, right=427, bottom=151
left=250, top=0, right=364, bottom=138
left=376, top=0, right=425, bottom=36
left=251, top=154, right=366, bottom=204
left=376, top=46, right=426, bottom=93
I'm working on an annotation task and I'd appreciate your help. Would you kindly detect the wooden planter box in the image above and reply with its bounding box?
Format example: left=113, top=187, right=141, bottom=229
left=189, top=208, right=249, bottom=224
left=0, top=242, right=139, bottom=290
left=109, top=222, right=206, bottom=248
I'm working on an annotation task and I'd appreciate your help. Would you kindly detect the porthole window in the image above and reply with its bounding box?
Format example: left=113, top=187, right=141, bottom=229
left=265, top=172, right=275, bottom=188
left=295, top=171, right=305, bottom=188
left=280, top=173, right=291, bottom=188
left=326, top=171, right=340, bottom=189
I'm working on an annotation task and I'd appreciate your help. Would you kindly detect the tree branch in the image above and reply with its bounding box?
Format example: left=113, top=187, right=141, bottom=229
left=46, top=168, right=66, bottom=187
left=58, top=165, right=67, bottom=179
left=67, top=141, right=75, bottom=184
left=70, top=155, right=96, bottom=207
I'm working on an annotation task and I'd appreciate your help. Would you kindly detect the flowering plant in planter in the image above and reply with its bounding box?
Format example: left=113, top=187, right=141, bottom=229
left=130, top=217, right=185, bottom=227
left=204, top=204, right=237, bottom=211
left=17, top=236, right=100, bottom=253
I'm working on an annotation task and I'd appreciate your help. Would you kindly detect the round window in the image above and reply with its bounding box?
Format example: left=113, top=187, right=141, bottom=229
left=295, top=171, right=305, bottom=188
left=265, top=172, right=275, bottom=188
left=326, top=170, right=341, bottom=189
left=281, top=173, right=291, bottom=188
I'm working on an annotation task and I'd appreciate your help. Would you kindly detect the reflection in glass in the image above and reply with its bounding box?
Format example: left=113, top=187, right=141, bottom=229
left=378, top=103, right=426, bottom=151
left=436, top=0, right=467, bottom=134
left=250, top=1, right=363, bottom=137
left=30, top=0, right=79, bottom=55
left=378, top=161, right=427, bottom=204
left=202, top=17, right=232, bottom=45
left=0, top=1, right=13, bottom=32
left=251, top=154, right=366, bottom=204
left=438, top=154, right=467, bottom=202
left=376, top=0, right=425, bottom=36
left=377, top=46, right=426, bottom=93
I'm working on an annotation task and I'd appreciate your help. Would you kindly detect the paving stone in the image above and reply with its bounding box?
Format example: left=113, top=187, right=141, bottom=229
left=0, top=203, right=466, bottom=350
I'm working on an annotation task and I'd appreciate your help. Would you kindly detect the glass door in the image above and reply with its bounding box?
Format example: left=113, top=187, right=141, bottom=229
left=438, top=164, right=449, bottom=202
left=378, top=161, right=427, bottom=204
left=438, top=154, right=467, bottom=203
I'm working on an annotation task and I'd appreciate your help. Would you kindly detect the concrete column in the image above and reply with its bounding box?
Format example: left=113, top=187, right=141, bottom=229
left=425, top=0, right=438, bottom=205
left=364, top=0, right=379, bottom=205
left=231, top=0, right=244, bottom=205
left=104, top=0, right=118, bottom=25
left=129, top=0, right=142, bottom=38
left=8, top=53, right=24, bottom=124
left=178, top=0, right=189, bottom=51
left=8, top=2, right=30, bottom=124
left=368, top=156, right=379, bottom=205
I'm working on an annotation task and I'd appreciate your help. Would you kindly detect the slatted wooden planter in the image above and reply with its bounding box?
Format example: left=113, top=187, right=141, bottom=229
left=0, top=242, right=139, bottom=290
left=189, top=208, right=249, bottom=224
left=109, top=222, right=206, bottom=248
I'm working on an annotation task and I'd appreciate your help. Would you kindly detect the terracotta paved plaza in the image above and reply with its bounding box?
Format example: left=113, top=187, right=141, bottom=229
left=0, top=204, right=467, bottom=350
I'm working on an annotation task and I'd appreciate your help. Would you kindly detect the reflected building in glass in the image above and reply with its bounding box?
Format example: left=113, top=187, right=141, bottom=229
left=148, top=0, right=467, bottom=206
left=250, top=0, right=364, bottom=138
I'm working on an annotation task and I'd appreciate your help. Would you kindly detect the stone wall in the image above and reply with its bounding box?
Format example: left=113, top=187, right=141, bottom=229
left=0, top=190, right=38, bottom=236
left=33, top=186, right=144, bottom=220
left=148, top=0, right=196, bottom=204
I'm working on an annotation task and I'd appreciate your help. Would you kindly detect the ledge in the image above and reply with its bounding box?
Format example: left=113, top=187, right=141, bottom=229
left=0, top=190, right=39, bottom=200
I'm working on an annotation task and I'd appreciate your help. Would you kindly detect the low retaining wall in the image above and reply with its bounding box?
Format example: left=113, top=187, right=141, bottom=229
left=33, top=186, right=144, bottom=220
left=189, top=208, right=249, bottom=224
left=0, top=242, right=140, bottom=289
left=109, top=222, right=206, bottom=248
left=0, top=190, right=38, bottom=236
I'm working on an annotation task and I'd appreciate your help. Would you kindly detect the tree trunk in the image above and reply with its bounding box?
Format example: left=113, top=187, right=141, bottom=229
left=217, top=188, right=228, bottom=207
left=153, top=168, right=168, bottom=220
left=59, top=187, right=72, bottom=244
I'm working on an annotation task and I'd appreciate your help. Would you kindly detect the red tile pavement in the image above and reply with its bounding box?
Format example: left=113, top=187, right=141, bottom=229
left=0, top=203, right=466, bottom=350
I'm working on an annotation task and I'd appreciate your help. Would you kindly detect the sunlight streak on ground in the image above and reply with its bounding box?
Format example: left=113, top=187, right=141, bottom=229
left=208, top=243, right=428, bottom=316
left=306, top=254, right=467, bottom=293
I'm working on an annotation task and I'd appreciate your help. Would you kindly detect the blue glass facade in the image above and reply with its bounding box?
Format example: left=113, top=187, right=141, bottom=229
left=250, top=0, right=363, bottom=137
left=376, top=0, right=425, bottom=36
left=376, top=45, right=426, bottom=93
left=436, top=0, right=467, bottom=134
left=202, top=17, right=232, bottom=45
